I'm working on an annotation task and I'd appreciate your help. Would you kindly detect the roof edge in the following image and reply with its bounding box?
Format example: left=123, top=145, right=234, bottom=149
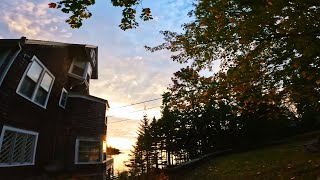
left=25, top=39, right=97, bottom=48
left=0, top=37, right=97, bottom=48
left=68, top=93, right=110, bottom=108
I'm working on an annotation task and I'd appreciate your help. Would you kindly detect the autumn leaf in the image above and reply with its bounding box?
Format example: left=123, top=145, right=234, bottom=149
left=70, top=24, right=78, bottom=28
left=48, top=2, right=56, bottom=8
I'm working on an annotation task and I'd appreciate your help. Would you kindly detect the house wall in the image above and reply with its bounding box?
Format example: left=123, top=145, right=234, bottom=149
left=67, top=97, right=106, bottom=136
left=65, top=97, right=107, bottom=174
left=0, top=44, right=104, bottom=178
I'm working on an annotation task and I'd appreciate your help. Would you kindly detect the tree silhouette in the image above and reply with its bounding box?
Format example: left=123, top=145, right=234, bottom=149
left=49, top=0, right=152, bottom=30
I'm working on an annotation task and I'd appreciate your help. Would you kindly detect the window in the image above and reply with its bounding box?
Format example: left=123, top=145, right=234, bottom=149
left=71, top=60, right=87, bottom=77
left=75, top=138, right=102, bottom=164
left=0, top=48, right=11, bottom=68
left=0, top=126, right=38, bottom=167
left=90, top=49, right=96, bottom=66
left=16, top=56, right=54, bottom=108
left=0, top=47, right=21, bottom=86
left=59, top=88, right=68, bottom=108
left=69, top=58, right=92, bottom=85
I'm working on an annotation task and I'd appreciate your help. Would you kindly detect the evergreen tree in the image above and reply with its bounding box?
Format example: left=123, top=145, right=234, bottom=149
left=127, top=111, right=152, bottom=179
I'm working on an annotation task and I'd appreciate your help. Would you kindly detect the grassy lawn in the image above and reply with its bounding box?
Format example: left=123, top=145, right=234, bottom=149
left=175, top=135, right=320, bottom=180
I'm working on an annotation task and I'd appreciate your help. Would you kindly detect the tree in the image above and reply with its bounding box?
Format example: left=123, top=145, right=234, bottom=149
left=127, top=112, right=152, bottom=179
left=49, top=0, right=152, bottom=30
left=146, top=0, right=320, bottom=125
left=149, top=117, right=161, bottom=170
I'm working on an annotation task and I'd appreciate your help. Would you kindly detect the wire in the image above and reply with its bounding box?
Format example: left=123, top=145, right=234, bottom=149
left=108, top=118, right=136, bottom=124
left=130, top=106, right=161, bottom=113
left=110, top=98, right=162, bottom=109
left=107, top=106, right=162, bottom=124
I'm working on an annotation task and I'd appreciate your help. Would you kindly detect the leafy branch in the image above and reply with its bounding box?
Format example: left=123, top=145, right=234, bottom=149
left=49, top=0, right=153, bottom=30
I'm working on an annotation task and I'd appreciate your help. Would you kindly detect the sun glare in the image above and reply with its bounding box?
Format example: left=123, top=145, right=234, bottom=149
left=107, top=137, right=135, bottom=150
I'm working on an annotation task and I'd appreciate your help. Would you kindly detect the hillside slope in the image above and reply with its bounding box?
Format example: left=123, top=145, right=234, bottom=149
left=174, top=133, right=320, bottom=180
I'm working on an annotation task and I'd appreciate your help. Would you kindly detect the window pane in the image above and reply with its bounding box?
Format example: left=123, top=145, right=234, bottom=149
left=19, top=76, right=37, bottom=99
left=60, top=90, right=68, bottom=108
left=24, top=135, right=35, bottom=163
left=12, top=133, right=25, bottom=163
left=74, top=60, right=87, bottom=68
left=26, top=61, right=43, bottom=82
left=60, top=98, right=66, bottom=107
left=0, top=130, right=15, bottom=164
left=0, top=48, right=11, bottom=69
left=78, top=140, right=101, bottom=163
left=62, top=92, right=67, bottom=101
left=34, top=87, right=48, bottom=106
left=78, top=151, right=100, bottom=162
left=40, top=73, right=53, bottom=92
left=71, top=66, right=85, bottom=77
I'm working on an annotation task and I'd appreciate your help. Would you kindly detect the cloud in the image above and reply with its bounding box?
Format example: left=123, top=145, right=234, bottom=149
left=0, top=0, right=72, bottom=40
left=90, top=48, right=182, bottom=120
left=147, top=0, right=193, bottom=33
left=134, top=56, right=143, bottom=60
left=83, top=0, right=191, bottom=120
left=3, top=14, right=40, bottom=37
left=0, top=0, right=193, bottom=151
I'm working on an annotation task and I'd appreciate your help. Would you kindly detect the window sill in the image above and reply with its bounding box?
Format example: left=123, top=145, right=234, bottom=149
left=68, top=72, right=84, bottom=80
left=16, top=91, right=47, bottom=109
left=68, top=73, right=89, bottom=86
left=59, top=104, right=66, bottom=109
left=75, top=161, right=103, bottom=165
left=0, top=163, right=35, bottom=167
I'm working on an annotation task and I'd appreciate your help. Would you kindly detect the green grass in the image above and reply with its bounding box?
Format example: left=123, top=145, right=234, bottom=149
left=176, top=135, right=320, bottom=180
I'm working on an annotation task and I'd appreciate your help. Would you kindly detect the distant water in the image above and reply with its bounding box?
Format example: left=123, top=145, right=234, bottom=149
left=111, top=149, right=132, bottom=173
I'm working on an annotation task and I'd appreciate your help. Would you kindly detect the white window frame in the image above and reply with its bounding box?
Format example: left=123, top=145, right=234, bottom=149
left=74, top=138, right=103, bottom=165
left=0, top=45, right=22, bottom=87
left=68, top=58, right=92, bottom=86
left=16, top=56, right=55, bottom=109
left=59, top=88, right=68, bottom=109
left=0, top=126, right=39, bottom=167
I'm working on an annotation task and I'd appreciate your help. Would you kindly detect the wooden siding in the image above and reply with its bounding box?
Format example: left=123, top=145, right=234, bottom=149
left=67, top=97, right=106, bottom=136
left=0, top=44, right=107, bottom=179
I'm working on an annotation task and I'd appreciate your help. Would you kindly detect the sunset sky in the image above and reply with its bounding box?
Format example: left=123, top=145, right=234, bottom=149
left=0, top=0, right=193, bottom=150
